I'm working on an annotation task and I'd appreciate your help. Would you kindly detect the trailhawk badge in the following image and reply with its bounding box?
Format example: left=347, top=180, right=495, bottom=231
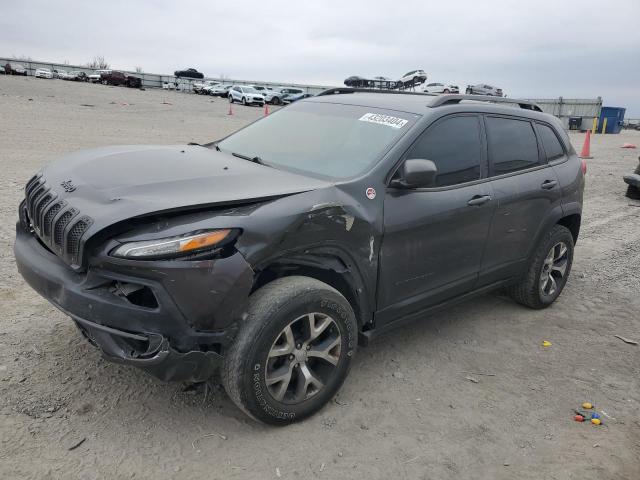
left=366, top=187, right=376, bottom=200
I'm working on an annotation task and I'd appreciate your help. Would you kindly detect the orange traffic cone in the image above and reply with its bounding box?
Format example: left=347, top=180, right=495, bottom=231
left=264, top=102, right=269, bottom=116
left=227, top=102, right=233, bottom=116
left=579, top=130, right=592, bottom=159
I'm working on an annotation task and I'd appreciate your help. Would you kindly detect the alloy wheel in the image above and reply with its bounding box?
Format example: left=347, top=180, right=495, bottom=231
left=265, top=312, right=342, bottom=404
left=539, top=241, right=568, bottom=297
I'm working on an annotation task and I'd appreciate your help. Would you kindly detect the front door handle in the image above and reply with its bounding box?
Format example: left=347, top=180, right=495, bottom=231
left=541, top=180, right=558, bottom=190
left=467, top=195, right=492, bottom=206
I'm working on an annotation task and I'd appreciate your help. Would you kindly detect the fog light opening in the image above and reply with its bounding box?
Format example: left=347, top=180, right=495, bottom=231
left=110, top=281, right=159, bottom=309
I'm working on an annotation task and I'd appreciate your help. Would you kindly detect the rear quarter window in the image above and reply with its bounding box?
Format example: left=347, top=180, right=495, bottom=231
left=537, top=124, right=565, bottom=161
left=486, top=117, right=540, bottom=176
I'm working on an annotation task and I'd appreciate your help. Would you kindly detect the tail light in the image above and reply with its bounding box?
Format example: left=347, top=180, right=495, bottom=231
left=581, top=159, right=587, bottom=175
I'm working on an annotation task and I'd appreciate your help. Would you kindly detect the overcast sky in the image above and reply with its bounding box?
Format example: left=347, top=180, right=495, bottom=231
left=2, top=0, right=639, bottom=115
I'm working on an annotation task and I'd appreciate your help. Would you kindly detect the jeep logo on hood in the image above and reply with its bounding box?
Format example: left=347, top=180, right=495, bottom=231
left=60, top=180, right=76, bottom=193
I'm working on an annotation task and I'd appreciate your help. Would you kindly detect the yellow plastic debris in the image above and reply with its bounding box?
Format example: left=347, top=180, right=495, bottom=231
left=582, top=402, right=593, bottom=409
left=542, top=341, right=552, bottom=347
left=591, top=418, right=601, bottom=425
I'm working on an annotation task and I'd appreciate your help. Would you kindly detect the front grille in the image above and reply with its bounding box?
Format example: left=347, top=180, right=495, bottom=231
left=43, top=201, right=64, bottom=237
left=66, top=217, right=91, bottom=259
left=22, top=176, right=93, bottom=268
left=54, top=209, right=76, bottom=247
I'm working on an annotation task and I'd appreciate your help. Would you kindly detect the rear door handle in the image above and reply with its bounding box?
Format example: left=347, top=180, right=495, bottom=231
left=467, top=195, right=492, bottom=206
left=541, top=180, right=558, bottom=190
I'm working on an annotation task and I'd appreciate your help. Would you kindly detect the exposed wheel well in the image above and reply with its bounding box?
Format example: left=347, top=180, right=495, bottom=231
left=557, top=214, right=581, bottom=243
left=253, top=263, right=367, bottom=328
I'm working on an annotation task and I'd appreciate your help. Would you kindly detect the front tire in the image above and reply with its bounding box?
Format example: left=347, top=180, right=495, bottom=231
left=222, top=276, right=357, bottom=425
left=242, top=97, right=247, bottom=106
left=507, top=225, right=574, bottom=309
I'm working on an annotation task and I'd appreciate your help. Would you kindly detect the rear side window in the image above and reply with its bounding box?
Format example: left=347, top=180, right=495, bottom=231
left=405, top=115, right=482, bottom=187
left=486, top=117, right=539, bottom=175
left=537, top=124, right=565, bottom=161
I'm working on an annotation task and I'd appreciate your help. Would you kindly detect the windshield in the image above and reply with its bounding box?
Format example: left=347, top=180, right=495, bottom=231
left=217, top=101, right=419, bottom=179
left=242, top=86, right=257, bottom=93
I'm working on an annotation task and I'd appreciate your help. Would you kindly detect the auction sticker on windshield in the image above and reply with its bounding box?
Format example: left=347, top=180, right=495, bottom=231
left=358, top=113, right=408, bottom=129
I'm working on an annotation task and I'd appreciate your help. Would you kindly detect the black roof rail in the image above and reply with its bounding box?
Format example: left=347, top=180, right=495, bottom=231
left=317, top=87, right=437, bottom=97
left=430, top=94, right=542, bottom=112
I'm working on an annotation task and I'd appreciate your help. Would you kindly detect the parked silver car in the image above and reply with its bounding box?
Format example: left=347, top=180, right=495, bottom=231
left=466, top=84, right=503, bottom=97
left=265, top=87, right=304, bottom=105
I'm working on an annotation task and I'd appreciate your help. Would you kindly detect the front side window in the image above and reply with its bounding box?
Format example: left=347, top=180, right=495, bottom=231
left=404, top=115, right=482, bottom=187
left=217, top=101, right=418, bottom=180
left=537, top=124, right=565, bottom=161
left=486, top=117, right=540, bottom=175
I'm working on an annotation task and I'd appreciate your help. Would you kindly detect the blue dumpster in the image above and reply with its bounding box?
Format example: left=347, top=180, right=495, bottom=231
left=598, top=106, right=626, bottom=134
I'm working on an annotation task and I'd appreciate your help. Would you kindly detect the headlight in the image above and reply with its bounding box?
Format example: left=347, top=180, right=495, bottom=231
left=111, top=229, right=234, bottom=260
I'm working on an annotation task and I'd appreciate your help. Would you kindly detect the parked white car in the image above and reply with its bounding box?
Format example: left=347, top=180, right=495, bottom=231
left=201, top=82, right=220, bottom=94
left=398, top=69, right=427, bottom=87
left=419, top=82, right=459, bottom=94
left=34, top=68, right=53, bottom=79
left=228, top=85, right=265, bottom=106
left=247, top=85, right=272, bottom=95
left=89, top=69, right=111, bottom=82
left=193, top=80, right=220, bottom=94
left=208, top=84, right=233, bottom=97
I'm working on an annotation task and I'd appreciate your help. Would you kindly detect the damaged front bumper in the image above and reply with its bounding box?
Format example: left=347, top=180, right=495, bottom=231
left=14, top=224, right=254, bottom=382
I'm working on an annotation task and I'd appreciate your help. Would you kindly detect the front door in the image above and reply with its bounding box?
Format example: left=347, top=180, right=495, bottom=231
left=377, top=114, right=495, bottom=326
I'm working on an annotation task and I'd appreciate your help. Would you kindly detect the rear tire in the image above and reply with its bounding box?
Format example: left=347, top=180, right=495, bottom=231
left=626, top=184, right=640, bottom=199
left=625, top=164, right=640, bottom=199
left=229, top=95, right=234, bottom=103
left=507, top=225, right=574, bottom=309
left=222, top=276, right=357, bottom=425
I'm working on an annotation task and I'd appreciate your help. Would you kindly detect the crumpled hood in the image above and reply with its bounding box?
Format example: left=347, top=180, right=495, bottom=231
left=27, top=144, right=329, bottom=266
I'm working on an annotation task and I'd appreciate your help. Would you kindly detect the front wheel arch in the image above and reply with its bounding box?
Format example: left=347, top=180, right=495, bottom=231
left=253, top=257, right=371, bottom=331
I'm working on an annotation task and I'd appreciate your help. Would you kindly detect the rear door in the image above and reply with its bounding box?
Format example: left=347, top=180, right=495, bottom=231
left=377, top=114, right=495, bottom=325
left=478, top=115, right=563, bottom=285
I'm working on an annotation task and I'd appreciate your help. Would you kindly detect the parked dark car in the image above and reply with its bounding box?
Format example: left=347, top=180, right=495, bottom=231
left=624, top=156, right=640, bottom=199
left=67, top=71, right=89, bottom=82
left=14, top=90, right=584, bottom=425
left=174, top=68, right=204, bottom=79
left=100, top=71, right=142, bottom=88
left=4, top=62, right=27, bottom=75
left=344, top=76, right=368, bottom=87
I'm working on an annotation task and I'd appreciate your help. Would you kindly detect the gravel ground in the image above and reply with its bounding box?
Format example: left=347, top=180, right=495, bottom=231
left=1, top=75, right=639, bottom=480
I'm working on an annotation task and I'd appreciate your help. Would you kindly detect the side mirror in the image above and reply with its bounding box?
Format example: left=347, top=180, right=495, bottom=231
left=392, top=159, right=438, bottom=189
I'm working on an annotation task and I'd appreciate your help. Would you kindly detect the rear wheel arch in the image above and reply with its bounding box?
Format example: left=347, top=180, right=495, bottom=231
left=557, top=214, right=581, bottom=244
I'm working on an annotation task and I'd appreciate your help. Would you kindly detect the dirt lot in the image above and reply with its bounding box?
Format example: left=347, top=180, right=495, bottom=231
left=0, top=75, right=638, bottom=480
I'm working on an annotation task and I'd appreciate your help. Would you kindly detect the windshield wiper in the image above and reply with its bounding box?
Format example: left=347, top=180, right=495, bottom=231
left=231, top=152, right=268, bottom=166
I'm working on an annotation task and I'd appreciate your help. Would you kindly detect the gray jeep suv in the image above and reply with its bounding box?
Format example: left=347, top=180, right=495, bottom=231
left=14, top=89, right=584, bottom=424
